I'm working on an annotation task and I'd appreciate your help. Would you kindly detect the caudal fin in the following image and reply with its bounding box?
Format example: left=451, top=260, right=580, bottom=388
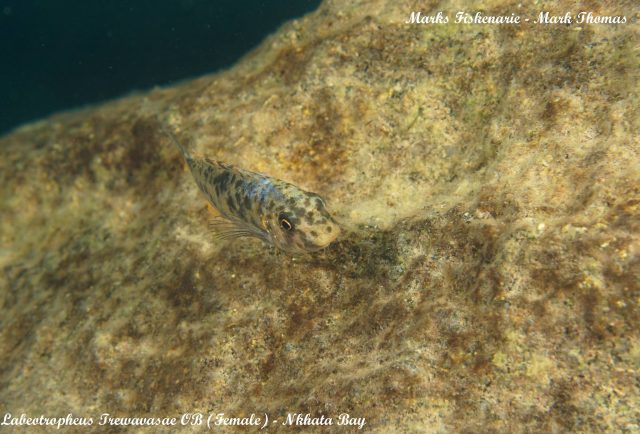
left=161, top=125, right=192, bottom=161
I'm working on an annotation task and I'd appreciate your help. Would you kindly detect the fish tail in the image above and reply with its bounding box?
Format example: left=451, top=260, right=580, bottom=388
left=161, top=125, right=192, bottom=161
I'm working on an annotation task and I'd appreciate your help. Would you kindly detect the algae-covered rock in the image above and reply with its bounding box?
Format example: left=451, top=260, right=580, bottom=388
left=1, top=0, right=639, bottom=432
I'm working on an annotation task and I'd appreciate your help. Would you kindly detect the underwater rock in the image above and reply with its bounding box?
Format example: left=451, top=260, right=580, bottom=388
left=1, top=0, right=638, bottom=431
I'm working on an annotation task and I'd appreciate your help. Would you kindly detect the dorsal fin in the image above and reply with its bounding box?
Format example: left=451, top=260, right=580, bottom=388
left=205, top=158, right=234, bottom=170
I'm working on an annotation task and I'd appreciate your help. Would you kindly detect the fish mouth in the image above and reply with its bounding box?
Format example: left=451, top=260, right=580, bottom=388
left=276, top=228, right=340, bottom=253
left=311, top=242, right=331, bottom=251
left=308, top=237, right=339, bottom=252
left=313, top=230, right=341, bottom=251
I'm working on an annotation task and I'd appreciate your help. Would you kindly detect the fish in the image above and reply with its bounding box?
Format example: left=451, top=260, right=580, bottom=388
left=164, top=128, right=341, bottom=253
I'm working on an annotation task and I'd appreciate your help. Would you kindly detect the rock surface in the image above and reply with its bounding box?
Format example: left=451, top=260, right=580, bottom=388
left=1, top=0, right=639, bottom=431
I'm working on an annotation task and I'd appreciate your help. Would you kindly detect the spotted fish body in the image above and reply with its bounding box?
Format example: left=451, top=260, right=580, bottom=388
left=166, top=129, right=341, bottom=253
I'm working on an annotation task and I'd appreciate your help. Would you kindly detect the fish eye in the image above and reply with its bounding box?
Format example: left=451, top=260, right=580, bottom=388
left=279, top=213, right=294, bottom=231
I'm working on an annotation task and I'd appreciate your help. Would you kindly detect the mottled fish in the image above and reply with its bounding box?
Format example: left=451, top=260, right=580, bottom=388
left=165, top=128, right=341, bottom=253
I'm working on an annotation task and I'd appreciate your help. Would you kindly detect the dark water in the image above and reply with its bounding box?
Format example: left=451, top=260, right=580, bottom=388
left=0, top=0, right=321, bottom=135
